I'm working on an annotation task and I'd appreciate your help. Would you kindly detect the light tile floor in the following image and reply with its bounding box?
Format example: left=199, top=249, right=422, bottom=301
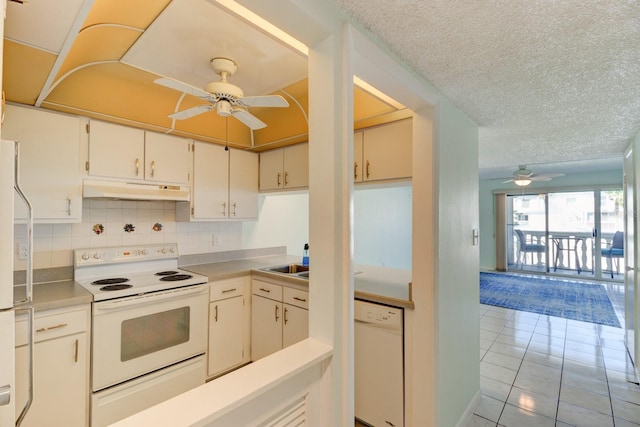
left=467, top=303, right=640, bottom=427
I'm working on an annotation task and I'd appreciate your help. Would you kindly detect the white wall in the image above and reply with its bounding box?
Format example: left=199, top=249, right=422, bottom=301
left=435, top=100, right=480, bottom=427
left=354, top=185, right=412, bottom=269
left=241, top=192, right=309, bottom=257
left=241, top=185, right=412, bottom=269
left=18, top=184, right=413, bottom=272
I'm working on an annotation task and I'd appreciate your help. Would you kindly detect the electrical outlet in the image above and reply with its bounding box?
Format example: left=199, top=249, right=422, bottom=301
left=212, top=233, right=221, bottom=247
left=18, top=243, right=28, bottom=260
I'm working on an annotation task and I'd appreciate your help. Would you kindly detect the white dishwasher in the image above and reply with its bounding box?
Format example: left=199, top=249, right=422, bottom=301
left=354, top=299, right=404, bottom=427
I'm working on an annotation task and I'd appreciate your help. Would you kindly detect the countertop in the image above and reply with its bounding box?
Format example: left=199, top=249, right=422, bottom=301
left=182, top=256, right=414, bottom=309
left=13, top=280, right=93, bottom=311
left=18, top=254, right=413, bottom=311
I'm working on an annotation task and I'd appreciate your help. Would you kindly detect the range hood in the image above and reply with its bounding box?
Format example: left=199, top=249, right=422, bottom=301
left=83, top=179, right=190, bottom=201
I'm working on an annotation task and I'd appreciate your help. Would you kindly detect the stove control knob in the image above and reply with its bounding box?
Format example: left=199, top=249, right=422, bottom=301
left=93, top=253, right=102, bottom=260
left=169, top=247, right=175, bottom=253
left=141, top=249, right=148, bottom=255
left=81, top=253, right=90, bottom=261
left=160, top=248, right=167, bottom=254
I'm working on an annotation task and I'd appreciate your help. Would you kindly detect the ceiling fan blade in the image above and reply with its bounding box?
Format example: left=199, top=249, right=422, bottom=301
left=169, top=104, right=213, bottom=120
left=530, top=176, right=552, bottom=182
left=154, top=77, right=213, bottom=101
left=230, top=108, right=267, bottom=130
left=240, top=95, right=289, bottom=108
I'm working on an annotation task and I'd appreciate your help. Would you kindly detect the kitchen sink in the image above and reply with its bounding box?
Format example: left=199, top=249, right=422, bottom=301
left=263, top=264, right=309, bottom=274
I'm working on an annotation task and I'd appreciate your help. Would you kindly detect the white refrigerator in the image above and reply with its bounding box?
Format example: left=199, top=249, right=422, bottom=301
left=0, top=140, right=35, bottom=425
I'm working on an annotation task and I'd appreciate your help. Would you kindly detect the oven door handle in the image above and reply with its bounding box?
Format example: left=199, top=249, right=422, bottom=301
left=93, top=285, right=208, bottom=311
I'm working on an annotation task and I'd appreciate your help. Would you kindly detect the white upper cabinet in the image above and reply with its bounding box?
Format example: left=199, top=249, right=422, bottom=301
left=354, top=131, right=364, bottom=183
left=177, top=142, right=258, bottom=221
left=357, top=119, right=412, bottom=182
left=88, top=121, right=189, bottom=185
left=144, top=132, right=190, bottom=184
left=190, top=142, right=229, bottom=220
left=259, top=143, right=309, bottom=191
left=3, top=104, right=83, bottom=223
left=88, top=120, right=145, bottom=180
left=229, top=149, right=259, bottom=219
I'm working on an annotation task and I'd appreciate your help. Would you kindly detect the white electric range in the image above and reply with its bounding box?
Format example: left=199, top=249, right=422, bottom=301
left=74, top=243, right=209, bottom=426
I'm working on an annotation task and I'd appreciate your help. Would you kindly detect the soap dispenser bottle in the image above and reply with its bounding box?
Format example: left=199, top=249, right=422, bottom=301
left=302, top=243, right=309, bottom=266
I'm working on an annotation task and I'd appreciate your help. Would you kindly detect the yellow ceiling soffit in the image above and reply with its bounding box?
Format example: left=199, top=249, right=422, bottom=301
left=43, top=63, right=179, bottom=126
left=3, top=41, right=57, bottom=106
left=54, top=25, right=142, bottom=80
left=82, top=0, right=171, bottom=30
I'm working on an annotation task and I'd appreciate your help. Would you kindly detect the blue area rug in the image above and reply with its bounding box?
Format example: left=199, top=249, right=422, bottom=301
left=480, top=272, right=621, bottom=328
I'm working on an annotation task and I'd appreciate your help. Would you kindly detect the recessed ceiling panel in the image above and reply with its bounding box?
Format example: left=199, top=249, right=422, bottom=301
left=5, top=0, right=86, bottom=53
left=121, top=0, right=308, bottom=97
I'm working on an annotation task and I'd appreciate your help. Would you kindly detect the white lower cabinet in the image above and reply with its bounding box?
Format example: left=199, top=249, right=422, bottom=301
left=251, top=279, right=309, bottom=361
left=14, top=305, right=90, bottom=427
left=207, top=277, right=251, bottom=378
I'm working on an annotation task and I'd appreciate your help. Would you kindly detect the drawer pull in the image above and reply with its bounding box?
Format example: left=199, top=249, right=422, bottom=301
left=259, top=288, right=271, bottom=293
left=222, top=288, right=237, bottom=294
left=36, top=323, right=67, bottom=333
left=293, top=297, right=307, bottom=302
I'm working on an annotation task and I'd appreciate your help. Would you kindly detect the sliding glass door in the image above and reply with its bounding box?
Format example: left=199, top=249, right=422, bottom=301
left=507, top=194, right=548, bottom=273
left=505, top=189, right=624, bottom=280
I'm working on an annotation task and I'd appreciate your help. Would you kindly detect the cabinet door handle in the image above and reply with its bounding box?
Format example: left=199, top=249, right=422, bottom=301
left=214, top=304, right=218, bottom=322
left=232, top=202, right=237, bottom=216
left=284, top=171, right=289, bottom=186
left=284, top=306, right=289, bottom=325
left=67, top=195, right=72, bottom=216
left=74, top=338, right=79, bottom=363
left=36, top=323, right=68, bottom=333
left=275, top=304, right=280, bottom=322
left=293, top=296, right=307, bottom=303
left=366, top=160, right=370, bottom=178
left=354, top=162, right=358, bottom=180
left=221, top=288, right=237, bottom=294
left=277, top=172, right=281, bottom=187
left=150, top=160, right=155, bottom=177
left=135, top=158, right=140, bottom=176
left=222, top=202, right=227, bottom=216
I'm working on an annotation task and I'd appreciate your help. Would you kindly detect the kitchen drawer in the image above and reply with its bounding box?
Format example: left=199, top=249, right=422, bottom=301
left=210, top=277, right=248, bottom=302
left=15, top=305, right=89, bottom=346
left=252, top=280, right=283, bottom=301
left=283, top=287, right=309, bottom=310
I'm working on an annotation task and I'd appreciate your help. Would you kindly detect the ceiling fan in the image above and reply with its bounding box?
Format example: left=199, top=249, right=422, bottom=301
left=503, top=165, right=565, bottom=186
left=154, top=57, right=289, bottom=130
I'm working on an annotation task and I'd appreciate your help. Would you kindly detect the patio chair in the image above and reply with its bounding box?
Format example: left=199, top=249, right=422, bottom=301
left=514, top=229, right=546, bottom=269
left=602, top=231, right=624, bottom=278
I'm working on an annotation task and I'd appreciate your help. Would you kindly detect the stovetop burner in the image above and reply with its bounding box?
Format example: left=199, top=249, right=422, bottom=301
left=100, top=284, right=133, bottom=291
left=155, top=270, right=179, bottom=276
left=92, top=278, right=130, bottom=286
left=74, top=244, right=209, bottom=301
left=159, top=274, right=193, bottom=282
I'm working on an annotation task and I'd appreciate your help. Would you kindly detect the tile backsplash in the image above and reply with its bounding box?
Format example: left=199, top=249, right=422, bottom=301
left=13, top=199, right=242, bottom=271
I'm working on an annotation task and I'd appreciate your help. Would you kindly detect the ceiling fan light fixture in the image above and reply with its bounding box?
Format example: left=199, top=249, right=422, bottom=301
left=514, top=178, right=532, bottom=187
left=216, top=100, right=232, bottom=117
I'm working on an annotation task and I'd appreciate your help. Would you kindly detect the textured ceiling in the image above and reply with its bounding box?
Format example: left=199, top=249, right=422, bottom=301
left=333, top=0, right=640, bottom=179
